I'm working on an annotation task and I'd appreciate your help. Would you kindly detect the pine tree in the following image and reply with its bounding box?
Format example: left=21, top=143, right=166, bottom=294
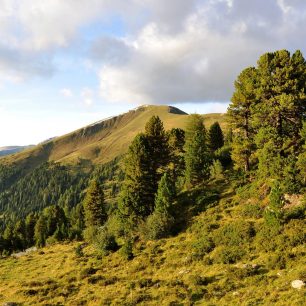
left=208, top=122, right=224, bottom=152
left=14, top=219, right=26, bottom=250
left=155, top=172, right=176, bottom=215
left=265, top=181, right=284, bottom=228
left=297, top=121, right=306, bottom=184
left=184, top=114, right=211, bottom=187
left=118, top=133, right=155, bottom=218
left=83, top=180, right=107, bottom=228
left=34, top=215, right=47, bottom=247
left=167, top=128, right=185, bottom=179
left=25, top=212, right=37, bottom=247
left=228, top=67, right=258, bottom=172
left=145, top=115, right=169, bottom=181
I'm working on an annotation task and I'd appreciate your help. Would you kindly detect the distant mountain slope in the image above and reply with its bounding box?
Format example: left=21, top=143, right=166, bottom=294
left=0, top=105, right=227, bottom=169
left=0, top=145, right=34, bottom=157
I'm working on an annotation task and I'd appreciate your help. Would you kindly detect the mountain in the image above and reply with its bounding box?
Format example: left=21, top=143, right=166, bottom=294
left=0, top=105, right=227, bottom=169
left=0, top=145, right=34, bottom=157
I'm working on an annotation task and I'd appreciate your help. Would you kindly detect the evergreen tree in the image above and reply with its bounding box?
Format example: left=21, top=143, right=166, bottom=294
left=145, top=115, right=170, bottom=182
left=14, top=219, right=26, bottom=250
left=184, top=114, right=211, bottom=187
left=43, top=205, right=67, bottom=238
left=265, top=181, right=284, bottom=227
left=297, top=122, right=306, bottom=184
left=83, top=180, right=107, bottom=228
left=167, top=128, right=185, bottom=179
left=25, top=212, right=37, bottom=247
left=118, top=133, right=155, bottom=218
left=34, top=215, right=47, bottom=247
left=228, top=67, right=258, bottom=172
left=155, top=172, right=176, bottom=215
left=208, top=122, right=224, bottom=152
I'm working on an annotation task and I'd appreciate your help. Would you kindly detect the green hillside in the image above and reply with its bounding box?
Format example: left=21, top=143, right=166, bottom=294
left=0, top=181, right=304, bottom=305
left=0, top=105, right=226, bottom=168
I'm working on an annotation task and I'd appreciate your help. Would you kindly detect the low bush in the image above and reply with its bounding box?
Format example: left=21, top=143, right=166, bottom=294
left=143, top=212, right=174, bottom=240
left=119, top=239, right=134, bottom=260
left=213, top=220, right=255, bottom=247
left=192, top=236, right=215, bottom=259
left=214, top=246, right=246, bottom=264
left=93, top=227, right=118, bottom=255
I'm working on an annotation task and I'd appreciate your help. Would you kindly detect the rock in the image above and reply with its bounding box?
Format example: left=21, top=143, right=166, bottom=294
left=291, top=280, right=305, bottom=289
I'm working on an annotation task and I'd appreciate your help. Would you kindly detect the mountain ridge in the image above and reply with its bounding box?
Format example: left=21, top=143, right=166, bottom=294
left=0, top=105, right=226, bottom=170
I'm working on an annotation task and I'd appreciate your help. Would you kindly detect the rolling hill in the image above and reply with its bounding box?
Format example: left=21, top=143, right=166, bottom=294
left=0, top=105, right=227, bottom=169
left=0, top=145, right=34, bottom=157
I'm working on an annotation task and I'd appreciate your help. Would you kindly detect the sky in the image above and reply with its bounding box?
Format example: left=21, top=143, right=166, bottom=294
left=0, top=0, right=306, bottom=146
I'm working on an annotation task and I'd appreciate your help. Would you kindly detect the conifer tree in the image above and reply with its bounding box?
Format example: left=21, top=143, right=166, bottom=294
left=155, top=172, right=176, bottom=215
left=14, top=219, right=26, bottom=250
left=265, top=181, right=284, bottom=227
left=228, top=67, right=258, bottom=172
left=167, top=128, right=185, bottom=179
left=25, top=212, right=37, bottom=247
left=184, top=114, right=211, bottom=187
left=145, top=115, right=169, bottom=181
left=83, top=180, right=107, bottom=228
left=34, top=215, right=47, bottom=247
left=208, top=122, right=224, bottom=152
left=119, top=133, right=155, bottom=218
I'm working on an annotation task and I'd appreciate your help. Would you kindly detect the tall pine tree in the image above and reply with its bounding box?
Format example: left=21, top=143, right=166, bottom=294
left=184, top=114, right=211, bottom=187
left=208, top=122, right=224, bottom=152
left=83, top=180, right=107, bottom=228
left=118, top=133, right=155, bottom=218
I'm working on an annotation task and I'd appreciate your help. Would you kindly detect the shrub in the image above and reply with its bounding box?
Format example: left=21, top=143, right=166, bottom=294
left=93, top=227, right=118, bottom=255
left=241, top=202, right=263, bottom=219
left=282, top=219, right=305, bottom=247
left=75, top=244, right=84, bottom=257
left=255, top=224, right=281, bottom=252
left=79, top=266, right=97, bottom=279
left=210, top=160, right=224, bottom=180
left=213, top=220, right=255, bottom=246
left=192, top=236, right=215, bottom=259
left=143, top=212, right=174, bottom=240
left=215, top=145, right=232, bottom=167
left=119, top=239, right=134, bottom=260
left=265, top=252, right=287, bottom=270
left=214, top=246, right=246, bottom=264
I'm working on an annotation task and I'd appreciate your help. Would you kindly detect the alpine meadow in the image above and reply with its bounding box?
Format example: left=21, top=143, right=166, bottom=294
left=0, top=2, right=306, bottom=306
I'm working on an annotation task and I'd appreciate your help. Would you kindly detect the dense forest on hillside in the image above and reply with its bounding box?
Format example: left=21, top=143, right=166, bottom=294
left=0, top=49, right=305, bottom=304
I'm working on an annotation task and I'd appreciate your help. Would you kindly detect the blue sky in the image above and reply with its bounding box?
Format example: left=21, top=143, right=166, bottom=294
left=0, top=0, right=305, bottom=146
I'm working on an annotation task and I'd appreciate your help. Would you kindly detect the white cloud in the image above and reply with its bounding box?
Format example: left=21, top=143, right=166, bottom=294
left=96, top=0, right=306, bottom=104
left=81, top=87, right=94, bottom=106
left=60, top=88, right=73, bottom=97
left=0, top=0, right=305, bottom=104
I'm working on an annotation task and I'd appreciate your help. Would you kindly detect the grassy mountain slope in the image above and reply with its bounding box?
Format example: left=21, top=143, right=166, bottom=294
left=0, top=105, right=227, bottom=169
left=0, top=146, right=34, bottom=157
left=0, top=181, right=304, bottom=305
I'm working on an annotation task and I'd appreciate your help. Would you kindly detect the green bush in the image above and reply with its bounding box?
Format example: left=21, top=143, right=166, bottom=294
left=215, top=145, right=232, bottom=167
left=254, top=223, right=281, bottom=252
left=214, top=246, right=246, bottom=264
left=75, top=244, right=84, bottom=257
left=265, top=252, right=287, bottom=270
left=143, top=212, right=174, bottom=240
left=192, top=236, right=215, bottom=259
left=241, top=202, right=263, bottom=219
left=282, top=219, right=305, bottom=247
left=213, top=220, right=255, bottom=246
left=93, top=227, right=118, bottom=255
left=119, top=240, right=134, bottom=260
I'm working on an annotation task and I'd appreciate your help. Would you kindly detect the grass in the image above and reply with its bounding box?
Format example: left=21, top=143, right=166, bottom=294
left=0, top=105, right=227, bottom=170
left=0, top=181, right=304, bottom=305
